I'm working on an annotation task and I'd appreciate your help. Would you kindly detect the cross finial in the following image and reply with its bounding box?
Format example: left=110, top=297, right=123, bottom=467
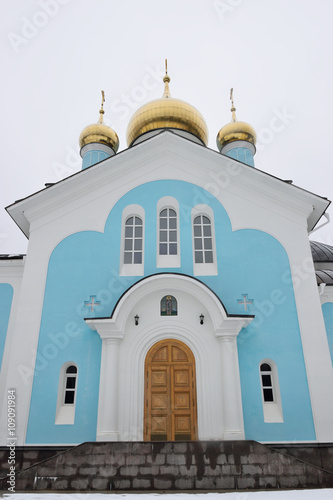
left=163, top=58, right=171, bottom=97
left=98, top=90, right=105, bottom=123
left=230, top=87, right=237, bottom=122
left=100, top=90, right=105, bottom=114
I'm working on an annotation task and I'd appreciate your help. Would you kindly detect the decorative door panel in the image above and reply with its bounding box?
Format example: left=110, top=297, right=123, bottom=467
left=144, top=340, right=197, bottom=441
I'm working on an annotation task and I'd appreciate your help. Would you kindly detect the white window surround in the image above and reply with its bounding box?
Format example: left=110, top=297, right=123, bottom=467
left=156, top=197, right=180, bottom=268
left=192, top=205, right=218, bottom=276
left=259, top=359, right=283, bottom=423
left=120, top=204, right=145, bottom=276
left=55, top=362, right=78, bottom=425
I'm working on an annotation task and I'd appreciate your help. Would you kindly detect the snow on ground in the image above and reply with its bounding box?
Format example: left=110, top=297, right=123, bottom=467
left=1, top=491, right=333, bottom=499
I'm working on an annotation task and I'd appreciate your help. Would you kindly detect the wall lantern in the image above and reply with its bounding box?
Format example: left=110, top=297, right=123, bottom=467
left=199, top=314, right=204, bottom=325
left=134, top=314, right=139, bottom=326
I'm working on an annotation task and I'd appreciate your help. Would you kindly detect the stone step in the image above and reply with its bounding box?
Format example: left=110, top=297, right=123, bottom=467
left=1, top=440, right=333, bottom=491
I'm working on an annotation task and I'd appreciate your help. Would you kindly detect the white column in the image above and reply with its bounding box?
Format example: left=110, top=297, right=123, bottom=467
left=215, top=328, right=245, bottom=440
left=96, top=336, right=123, bottom=441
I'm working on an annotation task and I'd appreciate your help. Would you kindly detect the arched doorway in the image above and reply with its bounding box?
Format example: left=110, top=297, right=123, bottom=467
left=144, top=339, right=197, bottom=441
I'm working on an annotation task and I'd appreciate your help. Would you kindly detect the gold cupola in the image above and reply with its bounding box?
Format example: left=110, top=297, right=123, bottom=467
left=79, top=91, right=119, bottom=153
left=126, top=60, right=208, bottom=147
left=216, top=88, right=256, bottom=152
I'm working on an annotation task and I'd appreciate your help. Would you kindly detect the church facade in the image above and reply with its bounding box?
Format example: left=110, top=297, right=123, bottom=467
left=1, top=69, right=333, bottom=447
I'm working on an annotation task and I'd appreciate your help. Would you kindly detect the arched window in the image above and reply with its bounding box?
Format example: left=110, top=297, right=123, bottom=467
left=193, top=215, right=213, bottom=264
left=259, top=360, right=283, bottom=422
left=55, top=362, right=78, bottom=425
left=124, top=216, right=143, bottom=264
left=192, top=206, right=217, bottom=276
left=120, top=205, right=145, bottom=276
left=260, top=363, right=274, bottom=402
left=64, top=365, right=78, bottom=405
left=159, top=208, right=178, bottom=256
left=161, top=295, right=178, bottom=316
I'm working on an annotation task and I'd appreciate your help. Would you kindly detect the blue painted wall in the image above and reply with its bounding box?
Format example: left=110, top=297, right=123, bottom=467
left=26, top=180, right=314, bottom=443
left=322, top=302, right=333, bottom=364
left=0, top=283, right=13, bottom=370
left=225, top=146, right=254, bottom=167
left=82, top=149, right=110, bottom=170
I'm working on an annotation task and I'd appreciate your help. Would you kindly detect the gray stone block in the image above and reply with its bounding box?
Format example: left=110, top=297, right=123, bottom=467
left=52, top=479, right=69, bottom=490
left=132, top=443, right=152, bottom=454
left=120, top=465, right=139, bottom=476
left=98, top=465, right=117, bottom=477
left=175, top=477, right=194, bottom=489
left=139, top=465, right=159, bottom=475
left=154, top=477, right=173, bottom=489
left=205, top=464, right=222, bottom=476
left=216, top=453, right=227, bottom=464
left=159, top=465, right=179, bottom=475
left=126, top=454, right=146, bottom=465
left=179, top=464, right=197, bottom=477
left=79, top=466, right=97, bottom=476
left=166, top=453, right=186, bottom=465
left=236, top=476, right=258, bottom=489
left=258, top=475, right=277, bottom=488
left=91, top=477, right=109, bottom=490
left=158, top=442, right=173, bottom=454
left=106, top=453, right=126, bottom=466
left=173, top=443, right=187, bottom=453
left=147, top=454, right=165, bottom=465
left=132, top=478, right=152, bottom=488
left=242, top=464, right=263, bottom=475
left=215, top=476, right=235, bottom=489
left=113, top=479, right=131, bottom=489
left=71, top=477, right=89, bottom=489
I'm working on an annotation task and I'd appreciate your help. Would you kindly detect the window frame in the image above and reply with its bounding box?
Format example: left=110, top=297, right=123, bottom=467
left=156, top=197, right=180, bottom=268
left=192, top=205, right=217, bottom=276
left=55, top=362, right=78, bottom=425
left=120, top=205, right=145, bottom=276
left=259, top=360, right=283, bottom=423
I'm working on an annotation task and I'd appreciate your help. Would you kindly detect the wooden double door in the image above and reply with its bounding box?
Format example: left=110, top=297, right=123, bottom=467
left=144, top=339, right=197, bottom=441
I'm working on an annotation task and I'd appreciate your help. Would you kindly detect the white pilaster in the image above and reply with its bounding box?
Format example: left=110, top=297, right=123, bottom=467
left=85, top=320, right=124, bottom=441
left=216, top=326, right=245, bottom=440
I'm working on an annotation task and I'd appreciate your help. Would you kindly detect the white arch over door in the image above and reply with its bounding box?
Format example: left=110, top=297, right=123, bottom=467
left=86, top=274, right=253, bottom=441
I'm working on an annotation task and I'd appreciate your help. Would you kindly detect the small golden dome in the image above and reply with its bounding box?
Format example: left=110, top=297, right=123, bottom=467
left=79, top=91, right=119, bottom=153
left=126, top=61, right=208, bottom=147
left=216, top=88, right=256, bottom=151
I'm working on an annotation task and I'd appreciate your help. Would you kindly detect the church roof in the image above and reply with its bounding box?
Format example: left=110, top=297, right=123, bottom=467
left=0, top=254, right=25, bottom=260
left=5, top=131, right=331, bottom=239
left=310, top=241, right=333, bottom=262
left=315, top=269, right=333, bottom=285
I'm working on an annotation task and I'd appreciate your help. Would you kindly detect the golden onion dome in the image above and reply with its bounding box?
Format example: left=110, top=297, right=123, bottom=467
left=79, top=91, right=119, bottom=153
left=126, top=61, right=208, bottom=147
left=216, top=88, right=256, bottom=151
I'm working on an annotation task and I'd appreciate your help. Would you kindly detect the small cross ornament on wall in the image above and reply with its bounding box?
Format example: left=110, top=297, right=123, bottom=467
left=237, top=294, right=254, bottom=311
left=84, top=295, right=101, bottom=312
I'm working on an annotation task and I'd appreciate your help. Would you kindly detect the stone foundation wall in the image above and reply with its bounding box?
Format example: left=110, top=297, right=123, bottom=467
left=1, top=441, right=333, bottom=492
left=0, top=447, right=70, bottom=480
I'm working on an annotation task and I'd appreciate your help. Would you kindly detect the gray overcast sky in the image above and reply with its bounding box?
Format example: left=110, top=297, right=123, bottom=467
left=1, top=0, right=333, bottom=253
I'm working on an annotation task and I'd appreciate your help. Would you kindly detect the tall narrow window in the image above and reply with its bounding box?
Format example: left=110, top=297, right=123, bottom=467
left=260, top=363, right=274, bottom=402
left=193, top=215, right=213, bottom=264
left=159, top=208, right=177, bottom=255
left=259, top=360, right=283, bottom=423
left=64, top=365, right=78, bottom=404
left=124, top=216, right=143, bottom=264
left=55, top=362, right=78, bottom=425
